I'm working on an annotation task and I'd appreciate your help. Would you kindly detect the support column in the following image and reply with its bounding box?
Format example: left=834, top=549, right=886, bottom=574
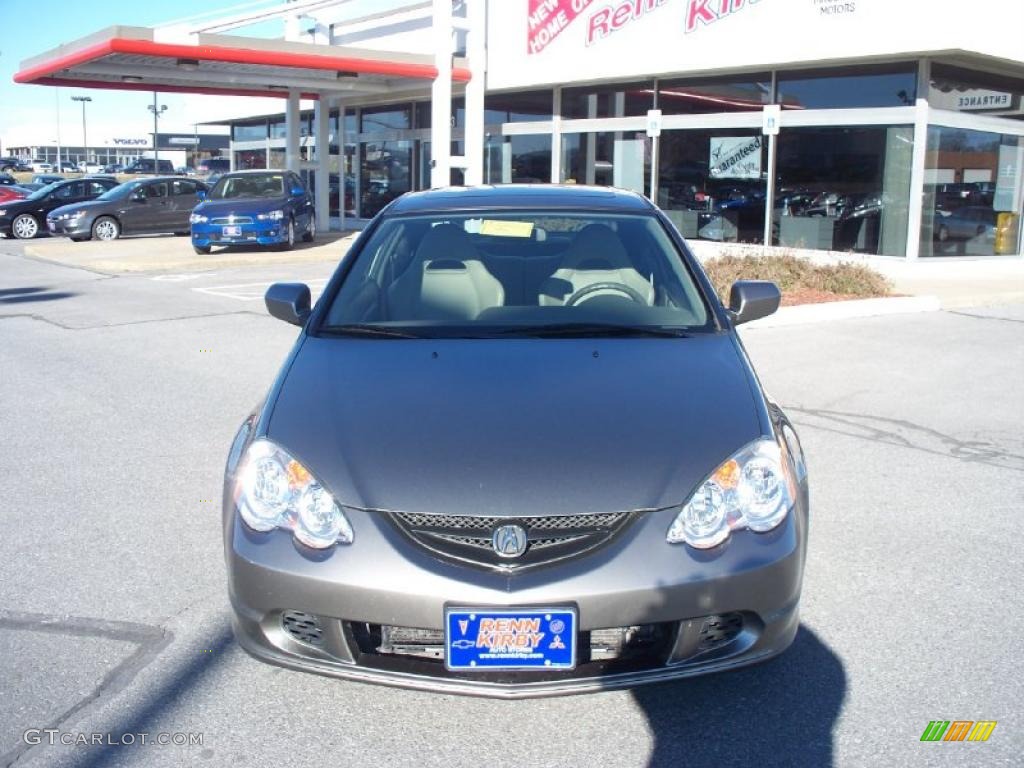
left=314, top=97, right=330, bottom=233
left=338, top=101, right=347, bottom=232
left=904, top=59, right=931, bottom=261
left=431, top=0, right=453, bottom=188
left=285, top=90, right=301, bottom=173
left=462, top=0, right=485, bottom=186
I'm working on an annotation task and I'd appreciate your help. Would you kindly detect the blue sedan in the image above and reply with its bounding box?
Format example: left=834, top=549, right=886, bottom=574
left=190, top=170, right=315, bottom=254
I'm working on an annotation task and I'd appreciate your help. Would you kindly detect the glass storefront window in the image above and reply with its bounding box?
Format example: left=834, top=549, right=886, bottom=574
left=561, top=132, right=650, bottom=196
left=657, top=130, right=767, bottom=245
left=270, top=115, right=313, bottom=139
left=268, top=147, right=285, bottom=169
left=562, top=81, right=654, bottom=119
left=921, top=126, right=1023, bottom=257
left=777, top=64, right=917, bottom=110
left=361, top=106, right=410, bottom=132
left=233, top=122, right=267, bottom=141
left=929, top=65, right=1024, bottom=115
left=774, top=126, right=913, bottom=256
left=658, top=75, right=771, bottom=115
left=485, top=90, right=553, bottom=123
left=360, top=140, right=413, bottom=218
left=485, top=134, right=551, bottom=184
left=234, top=149, right=266, bottom=170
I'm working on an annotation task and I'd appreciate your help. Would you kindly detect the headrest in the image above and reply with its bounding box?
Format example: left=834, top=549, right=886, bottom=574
left=561, top=224, right=631, bottom=271
left=413, top=223, right=478, bottom=264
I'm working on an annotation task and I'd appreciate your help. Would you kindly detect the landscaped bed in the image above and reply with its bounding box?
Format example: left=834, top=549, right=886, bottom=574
left=703, top=252, right=892, bottom=306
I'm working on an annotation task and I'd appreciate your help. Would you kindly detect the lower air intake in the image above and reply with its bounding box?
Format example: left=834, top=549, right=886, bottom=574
left=281, top=610, right=325, bottom=646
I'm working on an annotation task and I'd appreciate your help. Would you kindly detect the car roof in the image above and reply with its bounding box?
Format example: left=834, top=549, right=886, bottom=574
left=387, top=184, right=655, bottom=214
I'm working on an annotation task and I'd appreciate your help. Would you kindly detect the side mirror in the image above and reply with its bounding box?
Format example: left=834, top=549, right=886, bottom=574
left=265, top=282, right=311, bottom=327
left=728, top=280, right=781, bottom=326
left=290, top=186, right=305, bottom=196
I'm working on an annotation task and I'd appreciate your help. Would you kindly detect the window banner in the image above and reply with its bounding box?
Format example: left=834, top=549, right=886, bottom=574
left=709, top=136, right=763, bottom=179
left=527, top=0, right=595, bottom=54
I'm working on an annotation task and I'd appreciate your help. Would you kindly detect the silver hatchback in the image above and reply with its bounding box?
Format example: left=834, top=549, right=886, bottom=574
left=223, top=185, right=808, bottom=697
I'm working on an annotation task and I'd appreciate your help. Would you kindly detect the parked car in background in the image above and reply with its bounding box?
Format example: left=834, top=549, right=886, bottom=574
left=53, top=161, right=78, bottom=173
left=224, top=185, right=808, bottom=696
left=0, top=157, right=32, bottom=173
left=103, top=163, right=125, bottom=174
left=18, top=174, right=67, bottom=192
left=31, top=160, right=54, bottom=173
left=0, top=177, right=119, bottom=239
left=196, top=157, right=230, bottom=176
left=83, top=162, right=105, bottom=174
left=0, top=174, right=21, bottom=187
left=190, top=170, right=314, bottom=254
left=0, top=186, right=30, bottom=204
left=47, top=177, right=208, bottom=241
left=933, top=206, right=998, bottom=242
left=123, top=158, right=176, bottom=175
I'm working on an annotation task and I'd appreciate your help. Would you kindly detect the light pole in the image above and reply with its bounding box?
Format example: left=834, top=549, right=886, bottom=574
left=147, top=93, right=167, bottom=171
left=71, top=96, right=92, bottom=168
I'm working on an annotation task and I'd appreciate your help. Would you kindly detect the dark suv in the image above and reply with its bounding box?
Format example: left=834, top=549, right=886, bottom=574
left=0, top=157, right=32, bottom=173
left=124, top=158, right=177, bottom=175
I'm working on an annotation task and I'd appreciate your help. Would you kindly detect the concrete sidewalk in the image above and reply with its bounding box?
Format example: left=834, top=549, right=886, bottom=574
left=19, top=231, right=357, bottom=273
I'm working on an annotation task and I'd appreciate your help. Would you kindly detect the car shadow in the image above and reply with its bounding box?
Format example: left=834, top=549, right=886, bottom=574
left=631, top=625, right=845, bottom=768
left=0, top=286, right=76, bottom=304
left=209, top=231, right=352, bottom=255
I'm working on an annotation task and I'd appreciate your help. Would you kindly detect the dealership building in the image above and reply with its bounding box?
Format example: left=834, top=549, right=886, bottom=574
left=2, top=132, right=229, bottom=169
left=15, top=0, right=1024, bottom=259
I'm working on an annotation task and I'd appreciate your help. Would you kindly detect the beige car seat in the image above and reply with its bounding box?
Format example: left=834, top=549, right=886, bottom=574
left=387, top=224, right=504, bottom=321
left=538, top=224, right=654, bottom=307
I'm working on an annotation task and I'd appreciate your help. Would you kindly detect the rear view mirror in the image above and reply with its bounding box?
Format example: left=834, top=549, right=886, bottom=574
left=265, top=282, right=311, bottom=327
left=728, top=280, right=781, bottom=326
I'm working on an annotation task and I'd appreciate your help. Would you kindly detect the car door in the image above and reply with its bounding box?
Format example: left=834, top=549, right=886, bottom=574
left=117, top=183, right=153, bottom=234
left=142, top=181, right=175, bottom=232
left=170, top=179, right=203, bottom=231
left=287, top=172, right=313, bottom=229
left=41, top=181, right=82, bottom=218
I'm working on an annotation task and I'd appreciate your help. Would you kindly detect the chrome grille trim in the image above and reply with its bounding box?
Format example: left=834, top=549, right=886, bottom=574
left=211, top=216, right=254, bottom=225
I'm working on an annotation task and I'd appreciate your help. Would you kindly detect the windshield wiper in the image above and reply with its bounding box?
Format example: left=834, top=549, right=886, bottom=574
left=319, top=324, right=425, bottom=339
left=494, top=323, right=692, bottom=338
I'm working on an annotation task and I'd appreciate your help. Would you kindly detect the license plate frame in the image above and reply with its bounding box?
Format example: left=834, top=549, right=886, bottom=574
left=444, top=607, right=576, bottom=671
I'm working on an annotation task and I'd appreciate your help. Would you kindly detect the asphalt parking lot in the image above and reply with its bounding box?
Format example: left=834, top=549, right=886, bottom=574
left=1, top=239, right=1021, bottom=767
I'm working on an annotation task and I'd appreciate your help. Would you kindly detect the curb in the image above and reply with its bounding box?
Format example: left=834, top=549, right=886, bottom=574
left=742, top=295, right=942, bottom=329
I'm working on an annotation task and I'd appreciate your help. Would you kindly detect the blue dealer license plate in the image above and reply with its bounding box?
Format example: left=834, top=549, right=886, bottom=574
left=222, top=226, right=241, bottom=237
left=445, top=608, right=576, bottom=671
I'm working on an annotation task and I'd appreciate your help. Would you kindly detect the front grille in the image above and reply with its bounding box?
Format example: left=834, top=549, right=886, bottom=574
left=281, top=610, right=324, bottom=646
left=389, top=511, right=632, bottom=570
left=346, top=621, right=675, bottom=681
left=210, top=216, right=253, bottom=225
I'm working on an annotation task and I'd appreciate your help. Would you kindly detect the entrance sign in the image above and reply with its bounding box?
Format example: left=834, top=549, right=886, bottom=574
left=646, top=109, right=663, bottom=138
left=762, top=104, right=781, bottom=136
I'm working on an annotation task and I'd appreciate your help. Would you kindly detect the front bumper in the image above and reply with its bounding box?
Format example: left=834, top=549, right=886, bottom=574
left=226, top=495, right=808, bottom=698
left=192, top=221, right=286, bottom=247
left=46, top=218, right=91, bottom=237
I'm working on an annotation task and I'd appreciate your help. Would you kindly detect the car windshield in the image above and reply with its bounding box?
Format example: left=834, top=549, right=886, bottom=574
left=97, top=181, right=142, bottom=201
left=26, top=182, right=62, bottom=201
left=211, top=173, right=285, bottom=200
left=321, top=211, right=712, bottom=337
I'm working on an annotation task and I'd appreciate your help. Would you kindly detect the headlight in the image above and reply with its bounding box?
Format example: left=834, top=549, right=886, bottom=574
left=667, top=438, right=795, bottom=549
left=235, top=439, right=353, bottom=549
left=0, top=210, right=6, bottom=216
left=189, top=213, right=208, bottom=224
left=257, top=209, right=284, bottom=220
left=57, top=210, right=85, bottom=221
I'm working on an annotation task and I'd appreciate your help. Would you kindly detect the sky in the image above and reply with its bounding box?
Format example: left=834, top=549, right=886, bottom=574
left=0, top=0, right=411, bottom=151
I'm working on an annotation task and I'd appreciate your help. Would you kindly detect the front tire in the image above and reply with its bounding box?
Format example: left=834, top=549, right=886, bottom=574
left=11, top=214, right=39, bottom=239
left=92, top=216, right=120, bottom=241
left=193, top=244, right=212, bottom=254
left=277, top=217, right=295, bottom=251
left=302, top=214, right=315, bottom=243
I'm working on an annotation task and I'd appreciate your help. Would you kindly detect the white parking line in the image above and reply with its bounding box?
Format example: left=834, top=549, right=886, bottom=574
left=193, top=279, right=328, bottom=301
left=151, top=273, right=218, bottom=282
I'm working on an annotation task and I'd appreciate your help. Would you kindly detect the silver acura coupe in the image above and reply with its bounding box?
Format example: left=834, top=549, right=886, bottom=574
left=224, top=185, right=809, bottom=697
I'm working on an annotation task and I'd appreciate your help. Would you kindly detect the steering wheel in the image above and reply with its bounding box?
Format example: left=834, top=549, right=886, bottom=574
left=565, top=282, right=646, bottom=307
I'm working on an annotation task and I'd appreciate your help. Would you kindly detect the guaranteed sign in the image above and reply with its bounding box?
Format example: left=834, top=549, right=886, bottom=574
left=709, top=136, right=763, bottom=179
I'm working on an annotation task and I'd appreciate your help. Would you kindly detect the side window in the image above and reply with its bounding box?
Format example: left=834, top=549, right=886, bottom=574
left=146, top=182, right=168, bottom=199
left=173, top=180, right=197, bottom=196
left=87, top=181, right=109, bottom=197
left=53, top=183, right=77, bottom=200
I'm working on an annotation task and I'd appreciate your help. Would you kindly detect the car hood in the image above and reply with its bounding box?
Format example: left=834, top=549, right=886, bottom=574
left=196, top=198, right=287, bottom=217
left=267, top=335, right=764, bottom=516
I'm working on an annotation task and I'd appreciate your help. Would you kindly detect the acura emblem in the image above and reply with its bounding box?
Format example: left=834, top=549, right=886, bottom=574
left=491, top=524, right=528, bottom=558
